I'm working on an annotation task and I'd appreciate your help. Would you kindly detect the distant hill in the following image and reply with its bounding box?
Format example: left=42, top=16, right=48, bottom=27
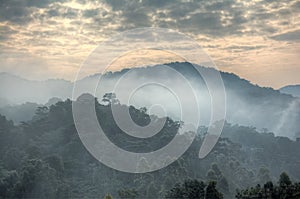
left=0, top=72, right=72, bottom=106
left=0, top=97, right=62, bottom=124
left=0, top=102, right=40, bottom=124
left=0, top=62, right=300, bottom=138
left=280, top=85, right=300, bottom=97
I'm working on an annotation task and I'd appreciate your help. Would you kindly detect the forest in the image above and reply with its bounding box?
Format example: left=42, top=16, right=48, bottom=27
left=0, top=94, right=300, bottom=198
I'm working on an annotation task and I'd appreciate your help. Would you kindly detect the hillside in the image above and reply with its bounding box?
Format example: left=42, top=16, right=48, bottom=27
left=0, top=98, right=299, bottom=198
left=0, top=72, right=72, bottom=106
left=0, top=62, right=299, bottom=138
left=280, top=85, right=300, bottom=98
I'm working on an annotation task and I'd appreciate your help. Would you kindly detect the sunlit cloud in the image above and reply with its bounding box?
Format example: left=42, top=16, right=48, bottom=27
left=0, top=0, right=299, bottom=88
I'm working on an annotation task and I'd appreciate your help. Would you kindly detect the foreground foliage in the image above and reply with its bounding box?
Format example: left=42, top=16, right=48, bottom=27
left=236, top=172, right=300, bottom=199
left=0, top=96, right=300, bottom=198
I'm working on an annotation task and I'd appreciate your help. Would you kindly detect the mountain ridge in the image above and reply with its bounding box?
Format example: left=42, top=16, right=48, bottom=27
left=0, top=62, right=299, bottom=138
left=280, top=84, right=300, bottom=97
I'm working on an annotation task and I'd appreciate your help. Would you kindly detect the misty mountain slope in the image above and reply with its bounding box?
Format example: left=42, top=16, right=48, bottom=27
left=280, top=85, right=300, bottom=97
left=0, top=97, right=62, bottom=124
left=80, top=62, right=298, bottom=138
left=1, top=62, right=299, bottom=138
left=0, top=102, right=40, bottom=124
left=0, top=72, right=72, bottom=106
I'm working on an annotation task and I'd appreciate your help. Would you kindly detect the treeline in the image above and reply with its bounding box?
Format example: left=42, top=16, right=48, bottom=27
left=0, top=95, right=300, bottom=198
left=236, top=172, right=300, bottom=199
left=164, top=172, right=300, bottom=199
left=165, top=180, right=223, bottom=199
left=102, top=172, right=300, bottom=198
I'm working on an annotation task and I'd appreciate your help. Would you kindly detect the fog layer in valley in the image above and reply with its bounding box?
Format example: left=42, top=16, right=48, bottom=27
left=1, top=62, right=299, bottom=139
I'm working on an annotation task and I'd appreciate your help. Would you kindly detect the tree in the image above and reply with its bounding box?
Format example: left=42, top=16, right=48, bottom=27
left=165, top=179, right=207, bottom=199
left=44, top=155, right=64, bottom=174
left=13, top=159, right=60, bottom=198
left=102, top=93, right=119, bottom=105
left=146, top=182, right=158, bottom=198
left=2, top=147, right=25, bottom=170
left=218, top=176, right=229, bottom=195
left=279, top=172, right=292, bottom=188
left=236, top=173, right=300, bottom=199
left=0, top=114, right=14, bottom=153
left=211, top=163, right=222, bottom=178
left=205, top=181, right=223, bottom=199
left=206, top=163, right=229, bottom=195
left=34, top=106, right=49, bottom=120
left=263, top=181, right=273, bottom=198
left=0, top=168, right=19, bottom=198
left=257, top=167, right=272, bottom=184
left=206, top=170, right=217, bottom=181
left=104, top=193, right=113, bottom=199
left=118, top=188, right=138, bottom=199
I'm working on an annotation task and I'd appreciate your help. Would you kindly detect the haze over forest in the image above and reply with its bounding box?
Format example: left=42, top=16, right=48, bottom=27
left=1, top=62, right=300, bottom=139
left=0, top=62, right=300, bottom=199
left=1, top=0, right=300, bottom=198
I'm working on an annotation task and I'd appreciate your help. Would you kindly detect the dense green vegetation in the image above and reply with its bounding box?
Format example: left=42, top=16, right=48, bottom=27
left=0, top=95, right=300, bottom=198
left=236, top=172, right=300, bottom=198
left=165, top=179, right=223, bottom=199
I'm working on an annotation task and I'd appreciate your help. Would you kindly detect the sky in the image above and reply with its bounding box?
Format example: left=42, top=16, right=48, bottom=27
left=0, top=0, right=299, bottom=89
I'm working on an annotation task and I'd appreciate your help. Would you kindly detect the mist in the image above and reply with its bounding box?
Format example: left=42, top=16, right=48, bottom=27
left=1, top=62, right=300, bottom=139
left=1, top=62, right=300, bottom=199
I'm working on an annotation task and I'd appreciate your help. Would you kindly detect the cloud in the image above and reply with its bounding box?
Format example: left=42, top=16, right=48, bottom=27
left=0, top=0, right=67, bottom=23
left=0, top=25, right=17, bottom=41
left=0, top=0, right=300, bottom=88
left=82, top=8, right=99, bottom=18
left=1, top=0, right=299, bottom=37
left=271, top=30, right=300, bottom=41
left=0, top=4, right=31, bottom=24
